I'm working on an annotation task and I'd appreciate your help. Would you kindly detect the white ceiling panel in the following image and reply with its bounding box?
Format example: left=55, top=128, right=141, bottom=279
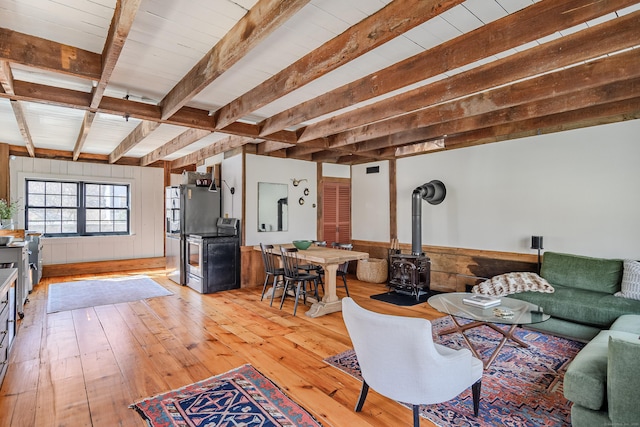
left=125, top=123, right=187, bottom=157
left=82, top=113, right=142, bottom=155
left=20, top=102, right=85, bottom=150
left=0, top=99, right=24, bottom=145
left=0, top=0, right=115, bottom=53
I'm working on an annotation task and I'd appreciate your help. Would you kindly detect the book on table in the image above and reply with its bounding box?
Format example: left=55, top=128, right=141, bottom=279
left=462, top=294, right=502, bottom=308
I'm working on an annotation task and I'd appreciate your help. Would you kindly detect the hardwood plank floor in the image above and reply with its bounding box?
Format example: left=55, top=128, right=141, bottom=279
left=0, top=269, right=447, bottom=427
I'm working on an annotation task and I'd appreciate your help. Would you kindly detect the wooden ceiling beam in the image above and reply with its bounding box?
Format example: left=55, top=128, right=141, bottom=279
left=108, top=120, right=160, bottom=164
left=170, top=135, right=253, bottom=169
left=140, top=128, right=211, bottom=166
left=159, top=0, right=311, bottom=120
left=8, top=144, right=162, bottom=166
left=91, top=0, right=142, bottom=109
left=0, top=28, right=101, bottom=80
left=443, top=97, right=640, bottom=151
left=260, top=0, right=638, bottom=138
left=297, top=9, right=640, bottom=144
left=325, top=48, right=640, bottom=150
left=2, top=80, right=298, bottom=144
left=72, top=111, right=96, bottom=161
left=0, top=61, right=14, bottom=94
left=10, top=100, right=35, bottom=157
left=216, top=0, right=464, bottom=129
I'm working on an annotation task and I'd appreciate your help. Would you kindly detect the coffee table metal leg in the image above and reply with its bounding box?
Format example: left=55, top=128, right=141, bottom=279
left=438, top=315, right=529, bottom=369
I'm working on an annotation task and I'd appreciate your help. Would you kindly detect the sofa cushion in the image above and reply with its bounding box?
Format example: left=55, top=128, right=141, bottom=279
left=610, top=314, right=640, bottom=334
left=540, top=252, right=622, bottom=294
left=607, top=336, right=640, bottom=424
left=510, top=285, right=640, bottom=328
left=614, top=259, right=640, bottom=301
left=564, top=330, right=639, bottom=410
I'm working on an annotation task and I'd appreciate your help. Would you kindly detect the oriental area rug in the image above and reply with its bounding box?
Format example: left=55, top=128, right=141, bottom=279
left=325, top=316, right=584, bottom=427
left=131, top=364, right=322, bottom=427
left=46, top=275, right=172, bottom=313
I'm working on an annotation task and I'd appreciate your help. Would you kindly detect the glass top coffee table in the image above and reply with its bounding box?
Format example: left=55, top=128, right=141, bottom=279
left=428, top=292, right=550, bottom=369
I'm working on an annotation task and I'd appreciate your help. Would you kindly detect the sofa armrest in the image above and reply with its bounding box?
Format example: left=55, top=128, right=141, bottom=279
left=608, top=336, right=640, bottom=424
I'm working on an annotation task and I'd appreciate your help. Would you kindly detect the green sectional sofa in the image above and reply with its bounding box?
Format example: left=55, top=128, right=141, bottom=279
left=510, top=252, right=640, bottom=341
left=563, top=314, right=640, bottom=426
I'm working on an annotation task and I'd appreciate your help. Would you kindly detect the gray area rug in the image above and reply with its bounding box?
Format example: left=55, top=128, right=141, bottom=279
left=47, top=275, right=173, bottom=313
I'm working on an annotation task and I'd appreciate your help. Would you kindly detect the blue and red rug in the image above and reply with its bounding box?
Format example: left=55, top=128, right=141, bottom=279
left=131, top=364, right=322, bottom=427
left=325, top=316, right=584, bottom=427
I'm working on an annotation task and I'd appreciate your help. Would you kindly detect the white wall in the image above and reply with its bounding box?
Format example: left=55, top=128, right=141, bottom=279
left=245, top=154, right=318, bottom=246
left=221, top=153, right=243, bottom=220
left=352, top=160, right=390, bottom=242
left=381, top=120, right=640, bottom=259
left=9, top=157, right=165, bottom=264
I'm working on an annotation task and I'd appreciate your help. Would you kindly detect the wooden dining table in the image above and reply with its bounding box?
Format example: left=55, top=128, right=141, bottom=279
left=255, top=244, right=369, bottom=317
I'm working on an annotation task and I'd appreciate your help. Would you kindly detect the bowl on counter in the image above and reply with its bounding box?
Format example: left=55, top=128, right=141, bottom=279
left=0, top=236, right=14, bottom=246
left=292, top=240, right=313, bottom=250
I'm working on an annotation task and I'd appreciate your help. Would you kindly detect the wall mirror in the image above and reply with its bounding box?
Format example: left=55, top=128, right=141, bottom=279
left=258, top=182, right=288, bottom=232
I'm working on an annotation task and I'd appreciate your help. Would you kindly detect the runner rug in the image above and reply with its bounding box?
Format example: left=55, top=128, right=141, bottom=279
left=131, top=364, right=322, bottom=427
left=46, top=275, right=172, bottom=313
left=325, top=316, right=584, bottom=427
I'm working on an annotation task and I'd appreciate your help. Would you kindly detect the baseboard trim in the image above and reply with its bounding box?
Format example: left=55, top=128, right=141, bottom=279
left=42, top=257, right=166, bottom=278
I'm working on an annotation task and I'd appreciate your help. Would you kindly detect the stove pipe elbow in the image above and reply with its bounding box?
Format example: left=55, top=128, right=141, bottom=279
left=411, top=180, right=446, bottom=256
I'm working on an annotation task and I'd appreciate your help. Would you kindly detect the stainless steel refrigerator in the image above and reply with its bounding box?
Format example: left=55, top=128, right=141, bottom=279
left=166, top=185, right=221, bottom=285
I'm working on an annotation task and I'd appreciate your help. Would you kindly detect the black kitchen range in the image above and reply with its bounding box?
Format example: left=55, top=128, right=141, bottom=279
left=165, top=175, right=240, bottom=294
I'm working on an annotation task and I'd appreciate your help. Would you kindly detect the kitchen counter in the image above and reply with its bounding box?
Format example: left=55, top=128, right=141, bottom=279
left=0, top=243, right=30, bottom=318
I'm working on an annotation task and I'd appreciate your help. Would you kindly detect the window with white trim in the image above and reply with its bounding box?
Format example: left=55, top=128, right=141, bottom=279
left=25, top=179, right=130, bottom=236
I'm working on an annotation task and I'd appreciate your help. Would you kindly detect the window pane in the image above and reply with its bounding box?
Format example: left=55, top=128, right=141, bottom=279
left=30, top=194, right=45, bottom=206
left=86, top=222, right=100, bottom=233
left=114, top=209, right=127, bottom=221
left=86, top=195, right=100, bottom=208
left=28, top=208, right=45, bottom=222
left=86, top=184, right=99, bottom=196
left=46, top=208, right=61, bottom=220
left=62, top=209, right=77, bottom=221
left=114, top=186, right=127, bottom=197
left=100, top=196, right=112, bottom=208
left=100, top=222, right=114, bottom=232
left=46, top=194, right=61, bottom=206
left=86, top=210, right=99, bottom=221
left=100, top=210, right=113, bottom=221
left=45, top=182, right=61, bottom=194
left=45, top=221, right=61, bottom=234
left=28, top=181, right=45, bottom=193
left=114, top=222, right=127, bottom=232
left=62, top=195, right=77, bottom=207
left=101, top=185, right=113, bottom=197
left=62, top=183, right=77, bottom=195
left=29, top=222, right=45, bottom=234
left=113, top=196, right=127, bottom=208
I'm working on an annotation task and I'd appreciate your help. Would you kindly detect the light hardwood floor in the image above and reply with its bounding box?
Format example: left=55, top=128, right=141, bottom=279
left=0, top=269, right=446, bottom=427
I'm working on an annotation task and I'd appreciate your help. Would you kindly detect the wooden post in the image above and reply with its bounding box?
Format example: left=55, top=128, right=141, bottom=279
left=0, top=143, right=9, bottom=202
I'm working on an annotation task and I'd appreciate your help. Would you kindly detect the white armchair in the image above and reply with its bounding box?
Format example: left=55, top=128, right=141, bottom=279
left=341, top=297, right=483, bottom=426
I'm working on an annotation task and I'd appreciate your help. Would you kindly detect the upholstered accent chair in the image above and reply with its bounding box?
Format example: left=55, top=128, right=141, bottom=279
left=342, top=297, right=483, bottom=426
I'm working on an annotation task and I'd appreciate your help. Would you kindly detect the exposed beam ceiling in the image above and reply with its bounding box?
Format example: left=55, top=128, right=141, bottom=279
left=0, top=0, right=638, bottom=169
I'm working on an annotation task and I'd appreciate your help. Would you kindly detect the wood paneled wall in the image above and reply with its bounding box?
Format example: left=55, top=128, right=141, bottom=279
left=352, top=240, right=538, bottom=292
left=240, top=240, right=538, bottom=291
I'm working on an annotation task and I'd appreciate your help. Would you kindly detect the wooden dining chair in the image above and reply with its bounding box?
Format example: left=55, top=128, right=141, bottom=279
left=332, top=242, right=353, bottom=297
left=279, top=247, right=321, bottom=316
left=259, top=243, right=285, bottom=305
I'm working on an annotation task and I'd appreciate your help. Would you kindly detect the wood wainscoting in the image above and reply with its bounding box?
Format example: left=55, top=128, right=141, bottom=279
left=42, top=257, right=167, bottom=278
left=352, top=240, right=538, bottom=292
left=240, top=241, right=538, bottom=292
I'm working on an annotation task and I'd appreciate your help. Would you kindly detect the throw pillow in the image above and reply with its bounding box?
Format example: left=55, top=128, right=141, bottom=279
left=472, top=272, right=554, bottom=297
left=614, top=260, right=640, bottom=301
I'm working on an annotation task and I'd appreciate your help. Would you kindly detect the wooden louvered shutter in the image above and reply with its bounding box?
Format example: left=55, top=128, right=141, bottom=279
left=322, top=181, right=351, bottom=244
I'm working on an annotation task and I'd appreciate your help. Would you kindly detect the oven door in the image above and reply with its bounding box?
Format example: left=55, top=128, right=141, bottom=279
left=186, top=236, right=203, bottom=278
